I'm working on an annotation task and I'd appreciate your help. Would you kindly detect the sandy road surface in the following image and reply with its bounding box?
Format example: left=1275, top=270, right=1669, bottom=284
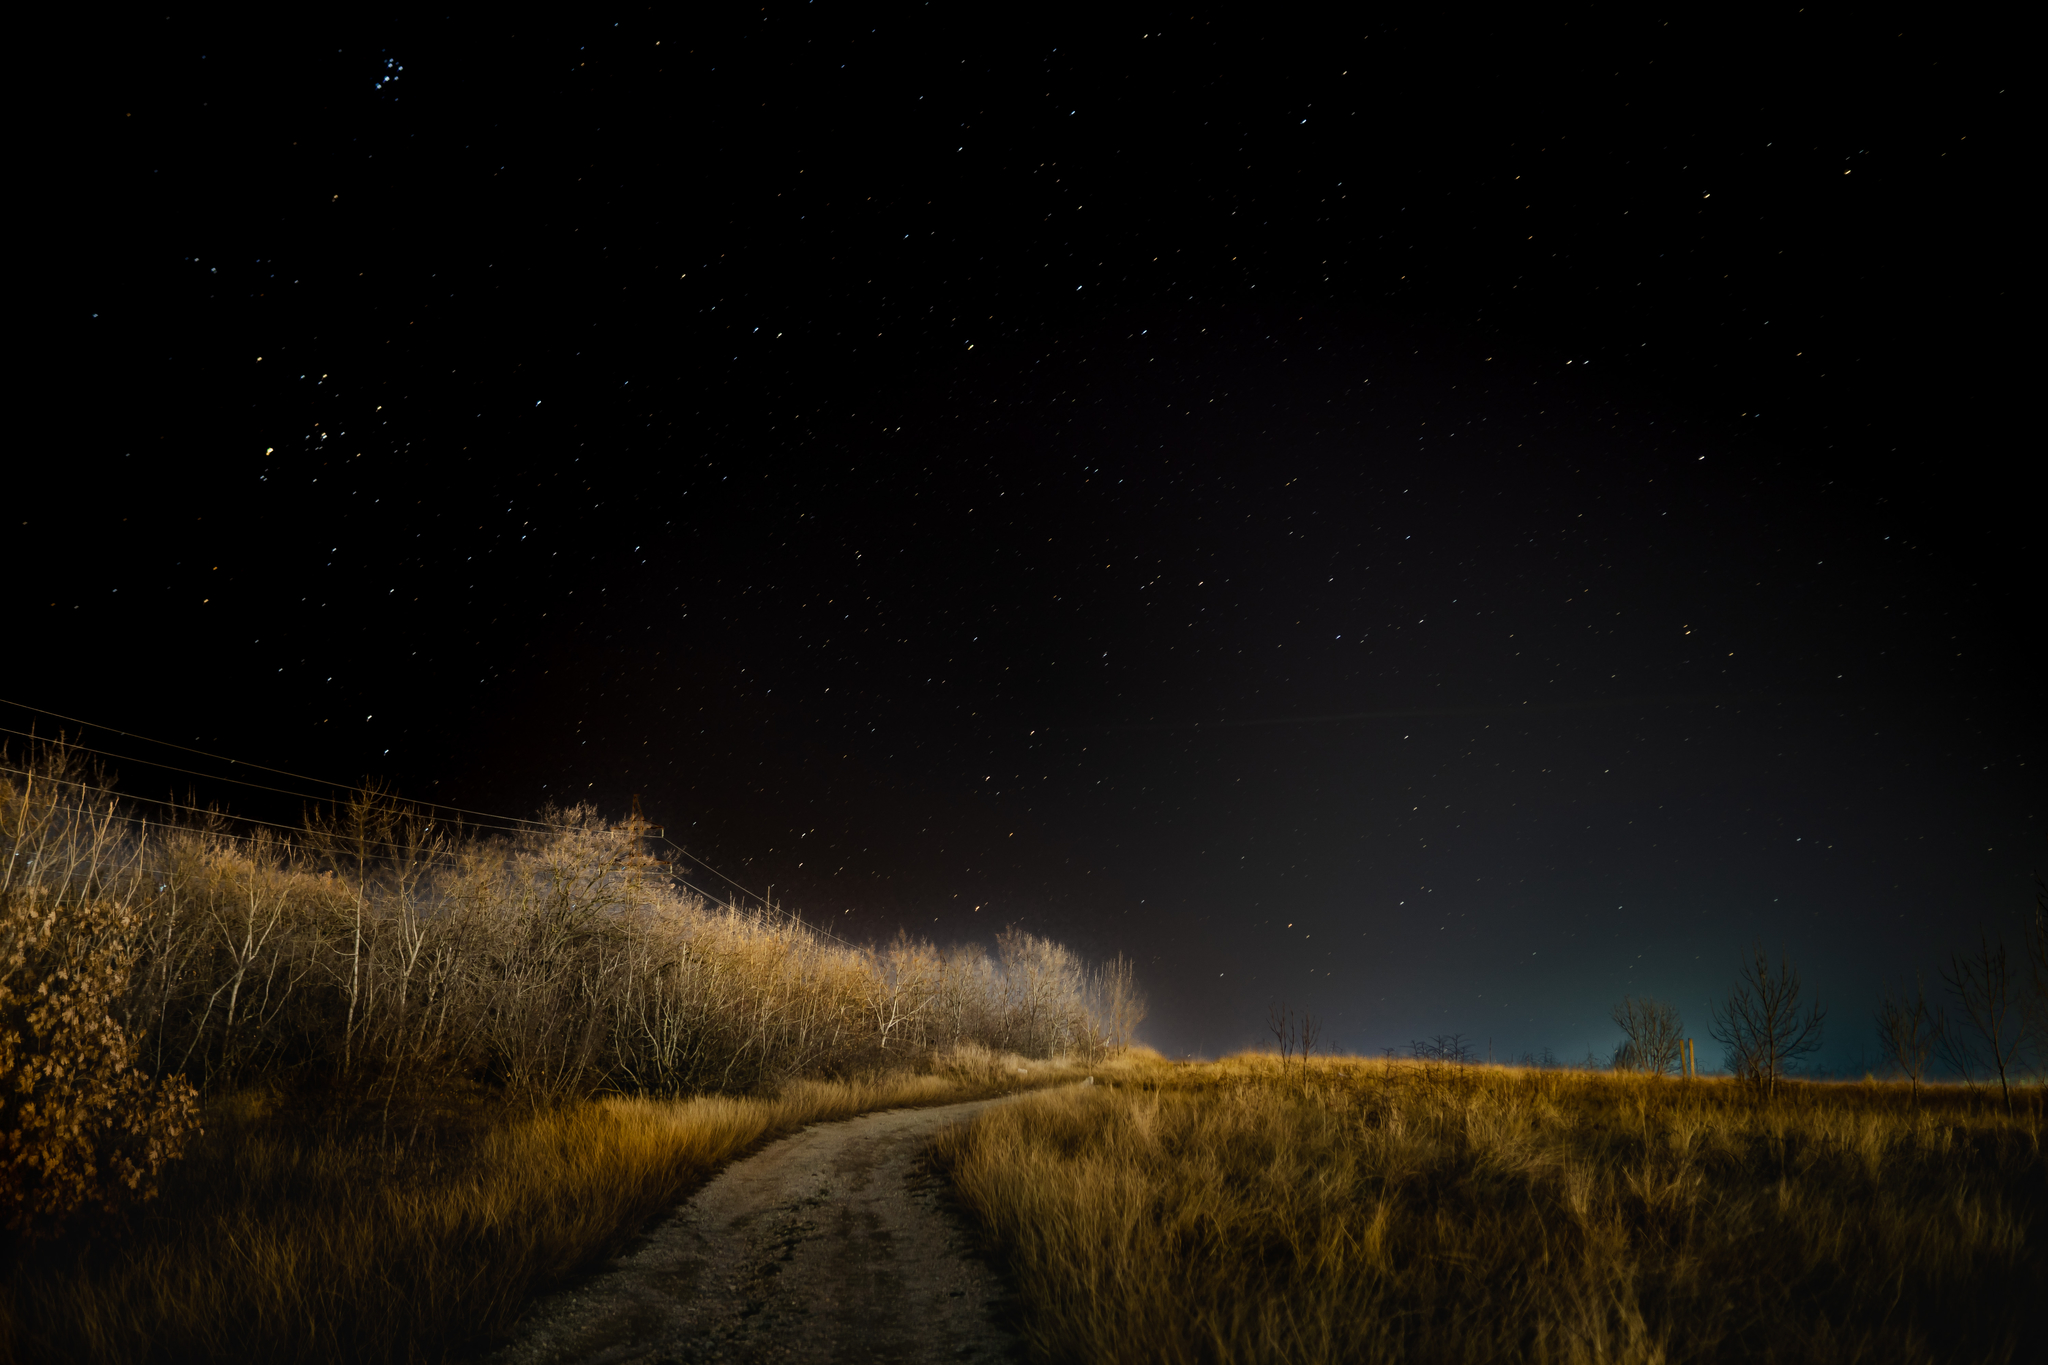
left=487, top=1099, right=1024, bottom=1365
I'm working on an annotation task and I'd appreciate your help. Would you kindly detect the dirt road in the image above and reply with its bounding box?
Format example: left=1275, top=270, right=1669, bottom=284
left=488, top=1099, right=1023, bottom=1365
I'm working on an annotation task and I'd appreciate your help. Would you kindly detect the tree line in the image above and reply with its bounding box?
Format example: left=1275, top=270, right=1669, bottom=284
left=1601, top=888, right=2048, bottom=1108
left=1389, top=885, right=2048, bottom=1106
left=0, top=743, right=1146, bottom=1232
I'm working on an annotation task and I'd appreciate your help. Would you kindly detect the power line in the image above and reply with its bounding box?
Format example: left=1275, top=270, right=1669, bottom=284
left=5, top=731, right=780, bottom=916
left=648, top=833, right=863, bottom=952
left=0, top=766, right=843, bottom=944
left=0, top=724, right=541, bottom=838
left=650, top=833, right=764, bottom=905
left=7, top=778, right=859, bottom=951
left=1, top=700, right=856, bottom=948
left=0, top=697, right=547, bottom=829
left=0, top=764, right=515, bottom=866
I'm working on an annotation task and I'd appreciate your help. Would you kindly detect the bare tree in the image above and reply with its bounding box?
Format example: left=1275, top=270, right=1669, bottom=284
left=1088, top=953, right=1148, bottom=1054
left=2025, top=872, right=2048, bottom=1067
left=867, top=929, right=938, bottom=1051
left=995, top=928, right=1089, bottom=1056
left=1267, top=1002, right=1321, bottom=1069
left=1268, top=1002, right=1296, bottom=1066
left=1873, top=976, right=1941, bottom=1103
left=172, top=833, right=314, bottom=1086
left=1709, top=943, right=1825, bottom=1101
left=1410, top=1033, right=1474, bottom=1065
left=1942, top=930, right=2026, bottom=1115
left=1610, top=995, right=1685, bottom=1076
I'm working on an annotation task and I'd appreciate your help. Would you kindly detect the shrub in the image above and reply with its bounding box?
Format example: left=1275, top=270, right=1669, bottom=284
left=1, top=771, right=200, bottom=1235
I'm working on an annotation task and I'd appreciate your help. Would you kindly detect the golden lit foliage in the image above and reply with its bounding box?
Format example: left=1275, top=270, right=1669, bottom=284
left=1, top=772, right=200, bottom=1238
left=0, top=742, right=1127, bottom=1112
left=935, top=1055, right=2043, bottom=1364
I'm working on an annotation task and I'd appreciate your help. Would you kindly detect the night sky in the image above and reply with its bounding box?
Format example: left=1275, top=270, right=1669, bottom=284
left=16, top=12, right=2037, bottom=1066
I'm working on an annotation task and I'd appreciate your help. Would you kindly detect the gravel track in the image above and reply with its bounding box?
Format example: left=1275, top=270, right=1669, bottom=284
left=487, top=1099, right=1024, bottom=1365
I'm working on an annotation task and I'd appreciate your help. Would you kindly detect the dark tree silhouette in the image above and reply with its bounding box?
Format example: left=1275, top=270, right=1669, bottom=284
left=1943, top=930, right=2026, bottom=1116
left=1873, top=976, right=1940, bottom=1104
left=1267, top=1002, right=1320, bottom=1069
left=1710, top=943, right=1825, bottom=1100
left=1610, top=995, right=1685, bottom=1075
left=1409, top=1034, right=1474, bottom=1064
left=2025, top=870, right=2048, bottom=1063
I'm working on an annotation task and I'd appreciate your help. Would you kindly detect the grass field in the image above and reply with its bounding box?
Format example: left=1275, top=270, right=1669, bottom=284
left=0, top=1047, right=1090, bottom=1365
left=933, top=1054, right=2044, bottom=1364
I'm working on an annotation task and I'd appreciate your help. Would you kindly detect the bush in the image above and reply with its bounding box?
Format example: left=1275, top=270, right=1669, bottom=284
left=1, top=771, right=200, bottom=1236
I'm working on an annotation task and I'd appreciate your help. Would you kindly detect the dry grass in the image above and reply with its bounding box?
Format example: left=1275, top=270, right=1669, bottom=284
left=0, top=1046, right=1093, bottom=1364
left=933, top=1054, right=2046, bottom=1364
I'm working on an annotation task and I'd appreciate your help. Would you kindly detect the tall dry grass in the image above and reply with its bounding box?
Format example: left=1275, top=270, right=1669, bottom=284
left=3, top=1047, right=1094, bottom=1364
left=934, top=1054, right=2045, bottom=1364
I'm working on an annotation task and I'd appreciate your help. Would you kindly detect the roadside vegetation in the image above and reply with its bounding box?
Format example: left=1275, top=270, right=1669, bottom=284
left=9, top=1055, right=1098, bottom=1364
left=0, top=741, right=1141, bottom=1363
left=935, top=1054, right=2043, bottom=1364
